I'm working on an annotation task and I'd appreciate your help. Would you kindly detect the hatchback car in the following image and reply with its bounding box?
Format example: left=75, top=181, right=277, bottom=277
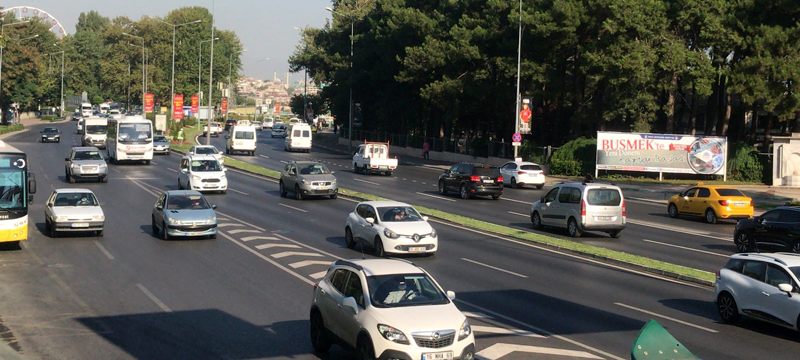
left=65, top=147, right=108, bottom=183
left=279, top=161, right=337, bottom=200
left=153, top=135, right=170, bottom=155
left=262, top=118, right=274, bottom=130
left=271, top=123, right=287, bottom=138
left=716, top=253, right=800, bottom=332
left=438, top=163, right=503, bottom=199
left=530, top=180, right=626, bottom=238
left=345, top=201, right=437, bottom=256
left=188, top=145, right=224, bottom=165
left=310, top=259, right=475, bottom=359
left=499, top=161, right=545, bottom=189
left=151, top=190, right=218, bottom=240
left=44, top=188, right=105, bottom=237
left=40, top=127, right=61, bottom=143
left=734, top=206, right=800, bottom=253
left=177, top=155, right=227, bottom=193
left=668, top=185, right=754, bottom=224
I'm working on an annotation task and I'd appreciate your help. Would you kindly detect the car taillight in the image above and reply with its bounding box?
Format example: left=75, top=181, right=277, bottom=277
left=749, top=199, right=754, bottom=207
left=470, top=176, right=481, bottom=182
left=496, top=176, right=503, bottom=183
left=516, top=171, right=527, bottom=175
left=621, top=200, right=627, bottom=217
left=581, top=200, right=586, bottom=217
left=718, top=200, right=729, bottom=206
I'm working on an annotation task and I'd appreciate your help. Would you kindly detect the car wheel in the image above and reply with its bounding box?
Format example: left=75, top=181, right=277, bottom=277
left=717, top=292, right=740, bottom=324
left=668, top=204, right=679, bottom=218
left=209, top=232, right=217, bottom=240
left=345, top=227, right=355, bottom=249
left=510, top=177, right=517, bottom=188
left=531, top=211, right=542, bottom=229
left=491, top=194, right=501, bottom=200
left=310, top=311, right=332, bottom=353
left=362, top=165, right=369, bottom=175
left=46, top=219, right=57, bottom=238
left=386, top=171, right=392, bottom=176
left=330, top=193, right=337, bottom=199
left=151, top=217, right=159, bottom=236
left=438, top=180, right=447, bottom=195
left=178, top=179, right=183, bottom=190
left=567, top=218, right=583, bottom=238
left=161, top=222, right=170, bottom=240
left=356, top=335, right=376, bottom=360
left=536, top=184, right=544, bottom=189
left=734, top=232, right=752, bottom=253
left=101, top=176, right=108, bottom=183
left=460, top=185, right=471, bottom=200
left=792, top=242, right=800, bottom=254
left=144, top=160, right=150, bottom=165
left=373, top=237, right=385, bottom=257
left=279, top=181, right=287, bottom=197
left=353, top=163, right=359, bottom=174
left=705, top=209, right=718, bottom=224
left=295, top=185, right=304, bottom=200
left=68, top=173, right=75, bottom=183
left=608, top=230, right=622, bottom=238
left=96, top=229, right=103, bottom=237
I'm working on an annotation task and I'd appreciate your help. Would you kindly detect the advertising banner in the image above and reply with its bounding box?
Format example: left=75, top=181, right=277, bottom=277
left=144, top=93, right=155, bottom=113
left=191, top=94, right=199, bottom=115
left=221, top=97, right=228, bottom=114
left=519, top=98, right=532, bottom=134
left=596, top=132, right=727, bottom=175
left=173, top=94, right=184, bottom=120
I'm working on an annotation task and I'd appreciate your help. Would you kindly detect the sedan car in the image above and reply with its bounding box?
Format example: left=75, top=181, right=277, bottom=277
left=668, top=185, right=754, bottom=224
left=279, top=161, right=337, bottom=200
left=40, top=127, right=61, bottom=143
left=71, top=110, right=82, bottom=122
left=499, top=161, right=545, bottom=189
left=44, top=188, right=105, bottom=237
left=151, top=190, right=217, bottom=240
left=188, top=145, right=224, bottom=165
left=153, top=135, right=170, bottom=155
left=271, top=123, right=287, bottom=138
left=65, top=147, right=108, bottom=183
left=733, top=206, right=800, bottom=253
left=262, top=118, right=274, bottom=130
left=345, top=201, right=437, bottom=256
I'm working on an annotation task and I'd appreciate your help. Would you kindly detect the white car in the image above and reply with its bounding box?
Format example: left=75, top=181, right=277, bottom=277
left=716, top=252, right=800, bottom=332
left=76, top=119, right=84, bottom=134
left=108, top=109, right=123, bottom=120
left=178, top=155, right=227, bottom=193
left=204, top=122, right=222, bottom=137
left=310, top=259, right=475, bottom=359
left=44, top=188, right=105, bottom=237
left=499, top=161, right=546, bottom=189
left=189, top=145, right=224, bottom=165
left=345, top=201, right=437, bottom=256
left=262, top=118, right=274, bottom=130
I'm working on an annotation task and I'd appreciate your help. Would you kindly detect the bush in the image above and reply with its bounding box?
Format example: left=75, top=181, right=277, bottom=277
left=0, top=124, right=24, bottom=135
left=727, top=143, right=765, bottom=183
left=40, top=115, right=57, bottom=121
left=549, top=137, right=597, bottom=176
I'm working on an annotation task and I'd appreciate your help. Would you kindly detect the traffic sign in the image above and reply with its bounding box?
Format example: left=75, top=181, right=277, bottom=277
left=512, top=132, right=522, bottom=142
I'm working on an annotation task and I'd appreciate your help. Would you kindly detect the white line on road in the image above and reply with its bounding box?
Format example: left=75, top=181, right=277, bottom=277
left=416, top=192, right=456, bottom=202
left=614, top=302, right=718, bottom=333
left=255, top=243, right=300, bottom=250
left=471, top=325, right=545, bottom=338
left=353, top=178, right=380, bottom=185
left=421, top=182, right=427, bottom=185
left=218, top=232, right=315, bottom=286
left=227, top=229, right=261, bottom=235
left=149, top=160, right=158, bottom=165
left=500, top=197, right=530, bottom=205
left=289, top=260, right=333, bottom=269
left=309, top=271, right=327, bottom=279
left=627, top=197, right=667, bottom=205
left=228, top=188, right=249, bottom=195
left=166, top=168, right=178, bottom=173
left=271, top=251, right=324, bottom=259
left=476, top=343, right=602, bottom=360
left=627, top=218, right=730, bottom=241
left=508, top=211, right=528, bottom=218
left=279, top=203, right=308, bottom=213
left=136, top=283, right=171, bottom=312
left=258, top=154, right=270, bottom=159
left=93, top=241, right=114, bottom=260
left=280, top=160, right=288, bottom=164
left=461, top=258, right=527, bottom=278
left=217, top=223, right=245, bottom=228
left=643, top=239, right=728, bottom=257
left=241, top=235, right=279, bottom=242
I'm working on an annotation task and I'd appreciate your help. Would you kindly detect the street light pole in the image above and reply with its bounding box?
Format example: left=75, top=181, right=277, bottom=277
left=198, top=37, right=218, bottom=128
left=326, top=7, right=355, bottom=152
left=158, top=19, right=201, bottom=126
left=49, top=46, right=66, bottom=119
left=123, top=32, right=145, bottom=113
left=206, top=0, right=216, bottom=146
left=513, top=0, right=522, bottom=159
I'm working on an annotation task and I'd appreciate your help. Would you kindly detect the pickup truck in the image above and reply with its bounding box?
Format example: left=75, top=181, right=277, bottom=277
left=352, top=142, right=398, bottom=176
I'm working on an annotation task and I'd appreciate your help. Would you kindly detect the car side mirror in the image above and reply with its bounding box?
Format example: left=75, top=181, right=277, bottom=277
left=342, top=297, right=359, bottom=314
left=156, top=205, right=163, bottom=211
left=365, top=217, right=375, bottom=224
left=779, top=283, right=793, bottom=296
left=46, top=202, right=52, bottom=207
left=331, top=171, right=335, bottom=175
left=28, top=175, right=36, bottom=194
left=65, top=157, right=69, bottom=161
left=212, top=204, right=217, bottom=209
left=446, top=290, right=456, bottom=300
left=422, top=216, right=429, bottom=221
left=181, top=168, right=187, bottom=173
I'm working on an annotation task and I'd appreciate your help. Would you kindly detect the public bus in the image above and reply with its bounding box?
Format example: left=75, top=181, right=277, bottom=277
left=106, top=116, right=154, bottom=164
left=0, top=141, right=36, bottom=247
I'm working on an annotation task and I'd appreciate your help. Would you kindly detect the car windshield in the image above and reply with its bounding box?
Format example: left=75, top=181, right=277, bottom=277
left=586, top=188, right=622, bottom=206
left=73, top=151, right=103, bottom=161
left=298, top=163, right=330, bottom=175
left=473, top=167, right=499, bottom=176
left=153, top=136, right=167, bottom=142
left=790, top=267, right=800, bottom=281
left=378, top=206, right=424, bottom=222
left=54, top=192, right=98, bottom=207
left=86, top=125, right=106, bottom=134
left=166, top=194, right=211, bottom=210
left=42, top=128, right=58, bottom=134
left=0, top=169, right=26, bottom=209
left=190, top=160, right=222, bottom=172
left=716, top=189, right=745, bottom=197
left=194, top=147, right=217, bottom=155
left=118, top=123, right=152, bottom=143
left=367, top=274, right=448, bottom=308
left=235, top=131, right=254, bottom=139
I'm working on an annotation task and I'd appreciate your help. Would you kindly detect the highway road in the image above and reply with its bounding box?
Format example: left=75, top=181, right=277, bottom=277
left=0, top=121, right=796, bottom=359
left=205, top=129, right=738, bottom=273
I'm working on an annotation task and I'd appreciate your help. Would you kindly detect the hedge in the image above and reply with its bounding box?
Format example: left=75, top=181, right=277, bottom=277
left=727, top=143, right=765, bottom=183
left=549, top=137, right=597, bottom=176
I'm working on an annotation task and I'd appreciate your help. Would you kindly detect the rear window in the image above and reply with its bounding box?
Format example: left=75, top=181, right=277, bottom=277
left=473, top=167, right=499, bottom=176
left=520, top=164, right=541, bottom=171
left=715, top=189, right=745, bottom=197
left=586, top=188, right=622, bottom=206
left=235, top=131, right=254, bottom=139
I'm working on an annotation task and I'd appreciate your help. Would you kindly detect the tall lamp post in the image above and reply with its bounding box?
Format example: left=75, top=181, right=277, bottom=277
left=206, top=0, right=217, bottom=146
left=157, top=18, right=202, bottom=126
left=513, top=0, right=523, bottom=159
left=48, top=45, right=65, bottom=119
left=227, top=48, right=245, bottom=119
left=0, top=20, right=30, bottom=121
left=198, top=37, right=218, bottom=128
left=123, top=32, right=146, bottom=112
left=325, top=7, right=355, bottom=152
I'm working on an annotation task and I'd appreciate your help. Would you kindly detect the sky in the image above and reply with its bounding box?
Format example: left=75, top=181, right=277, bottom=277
left=1, top=0, right=332, bottom=83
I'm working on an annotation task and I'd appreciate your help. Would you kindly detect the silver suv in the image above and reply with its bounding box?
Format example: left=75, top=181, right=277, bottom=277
left=279, top=161, right=337, bottom=200
left=65, top=147, right=108, bottom=183
left=716, top=253, right=800, bottom=332
left=530, top=180, right=626, bottom=238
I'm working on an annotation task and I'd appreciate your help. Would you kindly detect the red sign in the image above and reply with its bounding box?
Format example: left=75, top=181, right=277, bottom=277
left=519, top=107, right=532, bottom=123
left=173, top=94, right=184, bottom=120
left=274, top=102, right=281, bottom=114
left=221, top=97, right=228, bottom=114
left=191, top=94, right=199, bottom=115
left=144, top=93, right=155, bottom=113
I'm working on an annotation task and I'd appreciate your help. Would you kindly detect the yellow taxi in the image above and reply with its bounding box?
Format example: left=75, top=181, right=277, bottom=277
left=667, top=184, right=754, bottom=224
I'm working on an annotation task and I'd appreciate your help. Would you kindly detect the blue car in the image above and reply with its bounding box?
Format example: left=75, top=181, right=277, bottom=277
left=151, top=190, right=217, bottom=240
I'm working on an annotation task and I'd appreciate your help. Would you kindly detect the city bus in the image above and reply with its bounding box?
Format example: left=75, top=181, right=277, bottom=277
left=106, top=116, right=154, bottom=164
left=0, top=141, right=36, bottom=247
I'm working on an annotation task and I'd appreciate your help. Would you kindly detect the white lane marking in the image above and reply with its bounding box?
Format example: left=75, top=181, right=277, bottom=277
left=93, top=241, right=114, bottom=260
left=614, top=302, right=718, bottom=333
left=508, top=211, right=528, bottom=217
left=271, top=251, right=324, bottom=259
left=219, top=231, right=315, bottom=286
left=241, top=235, right=279, bottom=242
left=627, top=197, right=667, bottom=205
left=353, top=178, right=380, bottom=185
left=411, top=179, right=417, bottom=183
left=228, top=188, right=249, bottom=195
left=217, top=223, right=245, bottom=228
left=150, top=160, right=158, bottom=165
left=416, top=192, right=456, bottom=202
left=461, top=258, right=527, bottom=278
left=227, top=229, right=260, bottom=235
left=258, top=154, right=270, bottom=159
left=309, top=271, right=327, bottom=279
left=280, top=160, right=288, bottom=164
left=279, top=203, right=308, bottom=213
left=402, top=178, right=407, bottom=180
left=500, top=197, right=530, bottom=205
left=167, top=168, right=178, bottom=173
left=627, top=218, right=730, bottom=242
left=272, top=233, right=343, bottom=259
left=109, top=177, right=160, bottom=180
left=476, top=343, right=602, bottom=360
left=289, top=260, right=333, bottom=269
left=421, top=182, right=427, bottom=185
left=215, top=210, right=267, bottom=232
left=136, top=283, right=172, bottom=312
left=471, top=325, right=545, bottom=338
left=457, top=299, right=623, bottom=360
left=643, top=239, right=728, bottom=257
left=256, top=243, right=300, bottom=250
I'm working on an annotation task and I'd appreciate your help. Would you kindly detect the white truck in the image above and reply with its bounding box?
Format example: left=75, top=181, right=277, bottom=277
left=80, top=103, right=93, bottom=117
left=82, top=116, right=108, bottom=148
left=352, top=141, right=398, bottom=176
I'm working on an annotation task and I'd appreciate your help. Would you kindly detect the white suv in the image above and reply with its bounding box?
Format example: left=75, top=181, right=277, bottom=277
left=345, top=201, right=437, bottom=256
left=310, top=259, right=475, bottom=359
left=715, top=252, right=800, bottom=331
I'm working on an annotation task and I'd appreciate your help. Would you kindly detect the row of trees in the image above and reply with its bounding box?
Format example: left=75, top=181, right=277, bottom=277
left=290, top=0, right=800, bottom=149
left=0, top=6, right=243, bottom=120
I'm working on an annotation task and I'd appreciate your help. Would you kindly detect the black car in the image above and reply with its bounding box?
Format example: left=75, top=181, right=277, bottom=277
left=437, top=162, right=503, bottom=199
left=40, top=127, right=61, bottom=143
left=734, top=206, right=800, bottom=252
left=71, top=111, right=82, bottom=121
left=224, top=119, right=237, bottom=131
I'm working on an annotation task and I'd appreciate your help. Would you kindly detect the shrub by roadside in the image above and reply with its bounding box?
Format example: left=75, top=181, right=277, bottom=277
left=727, top=143, right=765, bottom=183
left=549, top=137, right=596, bottom=176
left=0, top=124, right=24, bottom=135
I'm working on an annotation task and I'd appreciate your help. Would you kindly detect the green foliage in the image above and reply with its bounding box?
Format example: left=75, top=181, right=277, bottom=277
left=727, top=143, right=765, bottom=183
left=40, top=115, right=57, bottom=121
left=549, top=137, right=597, bottom=176
left=0, top=124, right=24, bottom=135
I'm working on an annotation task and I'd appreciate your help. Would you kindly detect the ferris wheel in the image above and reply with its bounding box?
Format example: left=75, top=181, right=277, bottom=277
left=1, top=6, right=67, bottom=39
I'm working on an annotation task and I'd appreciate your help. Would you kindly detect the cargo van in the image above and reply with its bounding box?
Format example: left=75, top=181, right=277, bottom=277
left=226, top=125, right=257, bottom=156
left=80, top=103, right=93, bottom=117
left=285, top=123, right=312, bottom=153
left=530, top=180, right=626, bottom=238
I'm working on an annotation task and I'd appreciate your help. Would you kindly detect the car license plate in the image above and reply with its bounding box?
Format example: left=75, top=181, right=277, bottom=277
left=483, top=179, right=494, bottom=183
left=422, top=351, right=453, bottom=360
left=409, top=246, right=426, bottom=253
left=71, top=223, right=89, bottom=228
left=596, top=216, right=612, bottom=221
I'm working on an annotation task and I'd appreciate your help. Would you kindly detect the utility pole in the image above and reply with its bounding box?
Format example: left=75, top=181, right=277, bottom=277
left=157, top=18, right=201, bottom=127
left=513, top=0, right=523, bottom=159
left=206, top=0, right=216, bottom=146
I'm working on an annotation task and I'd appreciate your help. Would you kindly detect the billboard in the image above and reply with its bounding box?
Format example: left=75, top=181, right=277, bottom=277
left=596, top=132, right=727, bottom=175
left=144, top=93, right=154, bottom=113
left=221, top=97, right=228, bottom=114
left=173, top=94, right=184, bottom=120
left=191, top=94, right=199, bottom=115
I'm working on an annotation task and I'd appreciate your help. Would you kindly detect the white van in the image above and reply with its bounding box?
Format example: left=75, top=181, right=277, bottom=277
left=226, top=125, right=257, bottom=156
left=285, top=123, right=312, bottom=153
left=80, top=103, right=93, bottom=117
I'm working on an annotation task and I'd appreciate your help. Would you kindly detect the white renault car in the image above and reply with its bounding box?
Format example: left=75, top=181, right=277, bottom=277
left=499, top=161, right=546, bottom=189
left=310, top=259, right=475, bottom=359
left=44, top=188, right=105, bottom=237
left=177, top=155, right=228, bottom=194
left=188, top=145, right=224, bottom=165
left=345, top=201, right=437, bottom=256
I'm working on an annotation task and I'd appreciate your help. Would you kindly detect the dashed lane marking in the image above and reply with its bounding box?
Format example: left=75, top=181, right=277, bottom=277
left=627, top=218, right=730, bottom=241
left=476, top=343, right=603, bottom=360
left=258, top=154, right=270, bottom=159
left=289, top=260, right=334, bottom=269
left=508, top=211, right=528, bottom=217
left=471, top=325, right=545, bottom=339
left=167, top=168, right=178, bottom=173
left=93, top=241, right=114, bottom=260
left=218, top=231, right=315, bottom=286
left=136, top=284, right=171, bottom=312
left=461, top=258, right=527, bottom=278
left=255, top=243, right=301, bottom=250
left=500, top=197, right=530, bottom=205
left=271, top=251, right=324, bottom=259
left=280, top=160, right=288, bottom=164
left=353, top=178, right=380, bottom=185
left=241, top=235, right=280, bottom=242
left=309, top=271, right=327, bottom=279
left=227, top=229, right=261, bottom=235
left=217, top=223, right=245, bottom=228
left=614, top=302, right=718, bottom=333
left=279, top=203, right=308, bottom=213
left=416, top=192, right=456, bottom=202
left=643, top=239, right=728, bottom=257
left=228, top=188, right=249, bottom=195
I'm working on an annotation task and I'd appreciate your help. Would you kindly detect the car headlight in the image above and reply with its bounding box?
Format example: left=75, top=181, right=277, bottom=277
left=167, top=217, right=181, bottom=225
left=191, top=175, right=202, bottom=182
left=384, top=228, right=400, bottom=239
left=377, top=324, right=409, bottom=344
left=458, top=319, right=471, bottom=341
left=430, top=228, right=437, bottom=238
left=99, top=163, right=108, bottom=168
left=220, top=175, right=226, bottom=180
left=92, top=214, right=105, bottom=221
left=71, top=163, right=80, bottom=168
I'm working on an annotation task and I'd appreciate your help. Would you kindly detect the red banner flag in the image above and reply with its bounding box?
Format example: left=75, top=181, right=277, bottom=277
left=221, top=97, right=228, bottom=114
left=173, top=94, right=184, bottom=120
left=144, top=93, right=155, bottom=113
left=191, top=94, right=199, bottom=115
